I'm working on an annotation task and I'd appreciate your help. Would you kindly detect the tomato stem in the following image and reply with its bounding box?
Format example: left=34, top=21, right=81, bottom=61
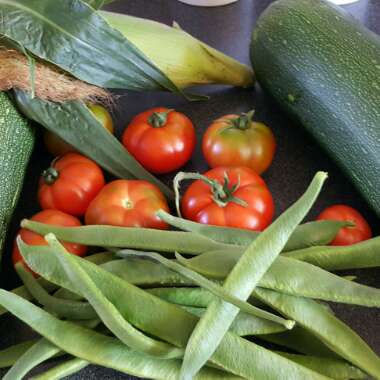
left=148, top=109, right=173, bottom=128
left=42, top=167, right=59, bottom=185
left=228, top=109, right=255, bottom=130
left=173, top=171, right=247, bottom=218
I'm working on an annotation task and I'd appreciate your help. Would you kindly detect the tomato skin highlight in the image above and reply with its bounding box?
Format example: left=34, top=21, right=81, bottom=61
left=12, top=210, right=87, bottom=273
left=181, top=166, right=274, bottom=231
left=38, top=153, right=105, bottom=217
left=317, top=205, right=372, bottom=246
left=85, top=179, right=170, bottom=230
left=122, top=107, right=196, bottom=174
left=202, top=113, right=276, bottom=175
left=44, top=104, right=114, bottom=157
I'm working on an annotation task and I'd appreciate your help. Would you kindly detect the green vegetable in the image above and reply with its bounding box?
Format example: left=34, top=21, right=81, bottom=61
left=18, top=242, right=329, bottom=380
left=0, top=340, right=38, bottom=369
left=277, top=353, right=366, bottom=380
left=14, top=92, right=174, bottom=200
left=179, top=251, right=380, bottom=307
left=260, top=327, right=340, bottom=358
left=30, top=358, right=88, bottom=380
left=102, top=258, right=191, bottom=287
left=0, top=92, right=34, bottom=263
left=47, top=234, right=184, bottom=359
left=255, top=288, right=380, bottom=379
left=0, top=0, right=181, bottom=94
left=15, top=263, right=95, bottom=320
left=100, top=11, right=254, bottom=89
left=0, top=290, right=241, bottom=380
left=0, top=251, right=113, bottom=318
left=3, top=339, right=60, bottom=380
left=157, top=210, right=347, bottom=250
left=182, top=306, right=287, bottom=336
left=179, top=172, right=327, bottom=380
left=117, top=249, right=294, bottom=329
left=20, top=219, right=234, bottom=254
left=250, top=0, right=380, bottom=216
left=283, top=237, right=380, bottom=270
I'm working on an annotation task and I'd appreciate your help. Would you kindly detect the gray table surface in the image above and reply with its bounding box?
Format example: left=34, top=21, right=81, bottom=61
left=1, top=0, right=379, bottom=379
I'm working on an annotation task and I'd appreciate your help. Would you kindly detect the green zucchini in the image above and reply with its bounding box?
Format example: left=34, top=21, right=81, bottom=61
left=0, top=92, right=34, bottom=264
left=250, top=0, right=380, bottom=216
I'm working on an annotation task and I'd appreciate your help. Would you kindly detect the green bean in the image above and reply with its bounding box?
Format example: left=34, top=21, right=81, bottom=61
left=276, top=352, right=366, bottom=380
left=254, top=287, right=380, bottom=379
left=0, top=340, right=38, bottom=368
left=0, top=251, right=114, bottom=317
left=117, top=249, right=294, bottom=329
left=157, top=210, right=348, bottom=251
left=147, top=287, right=219, bottom=308
left=3, top=339, right=60, bottom=380
left=179, top=172, right=328, bottom=380
left=30, top=358, right=89, bottom=380
left=47, top=234, right=184, bottom=359
left=260, top=327, right=340, bottom=358
left=182, top=306, right=287, bottom=336
left=179, top=251, right=380, bottom=307
left=15, top=263, right=96, bottom=320
left=19, top=242, right=330, bottom=380
left=20, top=220, right=235, bottom=255
left=102, top=258, right=192, bottom=287
left=0, top=290, right=241, bottom=380
left=283, top=237, right=380, bottom=270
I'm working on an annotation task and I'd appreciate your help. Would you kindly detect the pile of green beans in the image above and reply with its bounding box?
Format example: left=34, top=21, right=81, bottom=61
left=0, top=172, right=379, bottom=380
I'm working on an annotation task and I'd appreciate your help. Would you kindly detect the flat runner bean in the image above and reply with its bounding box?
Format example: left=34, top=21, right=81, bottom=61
left=157, top=210, right=348, bottom=251
left=283, top=237, right=380, bottom=270
left=179, top=172, right=327, bottom=380
left=254, top=288, right=380, bottom=379
left=117, top=249, right=294, bottom=329
left=18, top=242, right=329, bottom=380
left=20, top=221, right=236, bottom=255
left=47, top=235, right=184, bottom=359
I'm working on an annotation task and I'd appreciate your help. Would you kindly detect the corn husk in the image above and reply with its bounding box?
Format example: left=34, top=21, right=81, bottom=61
left=101, top=11, right=254, bottom=89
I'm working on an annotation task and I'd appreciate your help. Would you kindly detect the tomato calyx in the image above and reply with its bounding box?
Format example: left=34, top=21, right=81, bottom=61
left=174, top=171, right=247, bottom=217
left=148, top=109, right=173, bottom=128
left=226, top=109, right=255, bottom=131
left=42, top=167, right=60, bottom=185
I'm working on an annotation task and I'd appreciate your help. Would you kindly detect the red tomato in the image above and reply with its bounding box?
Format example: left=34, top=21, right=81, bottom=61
left=44, top=104, right=114, bottom=157
left=202, top=111, right=276, bottom=174
left=85, top=179, right=170, bottom=229
left=122, top=107, right=196, bottom=174
left=38, top=153, right=105, bottom=217
left=13, top=210, right=87, bottom=272
left=317, top=205, right=372, bottom=246
left=181, top=166, right=274, bottom=231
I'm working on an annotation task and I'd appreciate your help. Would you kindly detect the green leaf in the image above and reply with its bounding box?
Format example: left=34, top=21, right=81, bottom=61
left=14, top=91, right=174, bottom=201
left=179, top=172, right=327, bottom=380
left=255, top=288, right=380, bottom=379
left=0, top=0, right=182, bottom=94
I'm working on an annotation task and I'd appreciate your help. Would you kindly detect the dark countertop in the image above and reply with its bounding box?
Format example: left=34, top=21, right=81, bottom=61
left=1, top=0, right=379, bottom=379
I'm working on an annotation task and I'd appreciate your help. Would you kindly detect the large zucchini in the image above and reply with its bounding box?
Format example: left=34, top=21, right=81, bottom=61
left=0, top=92, right=34, bottom=264
left=250, top=0, right=380, bottom=216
